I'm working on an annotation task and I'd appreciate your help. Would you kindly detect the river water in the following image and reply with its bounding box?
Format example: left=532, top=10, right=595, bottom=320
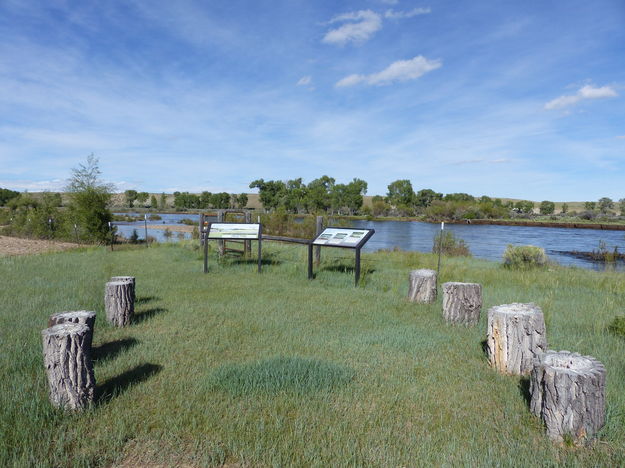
left=114, top=213, right=625, bottom=271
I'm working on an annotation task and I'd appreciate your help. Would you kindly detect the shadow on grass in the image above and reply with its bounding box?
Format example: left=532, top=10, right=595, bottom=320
left=97, top=363, right=162, bottom=404
left=205, top=356, right=354, bottom=397
left=480, top=339, right=488, bottom=357
left=133, top=307, right=167, bottom=324
left=135, top=295, right=160, bottom=305
left=320, top=264, right=376, bottom=275
left=92, top=338, right=139, bottom=362
left=518, top=377, right=531, bottom=408
left=228, top=257, right=282, bottom=266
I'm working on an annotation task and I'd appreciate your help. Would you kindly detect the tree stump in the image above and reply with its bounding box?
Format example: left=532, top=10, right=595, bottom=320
left=487, top=303, right=547, bottom=375
left=110, top=276, right=135, bottom=301
left=408, top=269, right=437, bottom=304
left=41, top=323, right=95, bottom=410
left=442, top=282, right=482, bottom=326
left=48, top=310, right=96, bottom=349
left=530, top=350, right=606, bottom=445
left=104, top=281, right=134, bottom=326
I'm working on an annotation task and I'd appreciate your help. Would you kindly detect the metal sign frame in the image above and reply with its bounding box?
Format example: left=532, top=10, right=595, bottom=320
left=311, top=226, right=375, bottom=286
left=202, top=222, right=263, bottom=274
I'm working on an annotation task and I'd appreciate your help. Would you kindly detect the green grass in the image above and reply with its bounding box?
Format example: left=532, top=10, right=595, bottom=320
left=1, top=242, right=624, bottom=466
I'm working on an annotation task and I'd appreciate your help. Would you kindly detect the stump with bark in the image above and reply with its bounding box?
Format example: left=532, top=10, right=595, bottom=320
left=408, top=269, right=437, bottom=304
left=487, top=303, right=547, bottom=375
left=110, top=276, right=135, bottom=301
left=48, top=310, right=96, bottom=349
left=41, top=322, right=95, bottom=410
left=104, top=281, right=134, bottom=326
left=442, top=282, right=482, bottom=326
left=530, top=350, right=606, bottom=445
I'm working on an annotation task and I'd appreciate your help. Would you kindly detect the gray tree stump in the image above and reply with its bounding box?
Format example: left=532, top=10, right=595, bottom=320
left=110, top=276, right=135, bottom=301
left=487, top=303, right=547, bottom=375
left=408, top=269, right=437, bottom=304
left=442, top=282, right=482, bottom=326
left=41, top=323, right=95, bottom=410
left=530, top=350, right=606, bottom=445
left=48, top=310, right=96, bottom=349
left=104, top=281, right=134, bottom=326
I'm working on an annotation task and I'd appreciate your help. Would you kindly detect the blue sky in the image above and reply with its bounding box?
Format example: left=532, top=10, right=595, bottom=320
left=0, top=0, right=623, bottom=200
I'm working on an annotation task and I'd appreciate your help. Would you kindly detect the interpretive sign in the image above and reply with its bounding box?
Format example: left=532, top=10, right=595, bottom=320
left=312, top=227, right=374, bottom=249
left=207, top=223, right=260, bottom=240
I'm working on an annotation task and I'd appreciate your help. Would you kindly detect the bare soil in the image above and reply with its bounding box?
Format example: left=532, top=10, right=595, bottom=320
left=0, top=235, right=81, bottom=257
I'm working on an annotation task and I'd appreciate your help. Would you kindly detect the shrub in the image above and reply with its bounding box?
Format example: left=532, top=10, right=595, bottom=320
left=432, top=230, right=471, bottom=257
left=503, top=245, right=548, bottom=269
left=608, top=316, right=625, bottom=338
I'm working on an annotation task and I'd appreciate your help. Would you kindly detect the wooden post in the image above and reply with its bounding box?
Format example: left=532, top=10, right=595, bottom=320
left=257, top=224, right=262, bottom=273
left=355, top=247, right=361, bottom=286
left=442, top=282, right=482, bottom=326
left=203, top=229, right=209, bottom=273
left=110, top=276, right=135, bottom=302
left=407, top=269, right=437, bottom=303
left=42, top=323, right=95, bottom=410
left=104, top=281, right=134, bottom=326
left=48, top=311, right=96, bottom=350
left=315, top=216, right=323, bottom=265
left=199, top=213, right=205, bottom=246
left=109, top=222, right=114, bottom=251
left=487, top=303, right=547, bottom=375
left=307, top=242, right=313, bottom=280
left=217, top=210, right=225, bottom=257
left=245, top=211, right=252, bottom=257
left=530, top=350, right=606, bottom=445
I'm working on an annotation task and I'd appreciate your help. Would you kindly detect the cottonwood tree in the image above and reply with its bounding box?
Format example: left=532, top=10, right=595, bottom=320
left=124, top=190, right=138, bottom=207
left=386, top=179, right=416, bottom=207
left=598, top=197, right=614, bottom=214
left=66, top=154, right=114, bottom=243
left=539, top=200, right=555, bottom=215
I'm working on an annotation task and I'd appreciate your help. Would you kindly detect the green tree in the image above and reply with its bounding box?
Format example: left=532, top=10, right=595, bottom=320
left=159, top=193, right=167, bottom=209
left=344, top=178, right=368, bottom=214
left=200, top=191, right=213, bottom=209
left=306, top=176, right=335, bottom=212
left=211, top=192, right=231, bottom=209
left=125, top=190, right=138, bottom=208
left=284, top=178, right=307, bottom=213
left=66, top=154, right=114, bottom=243
left=619, top=199, right=625, bottom=216
left=249, top=179, right=287, bottom=211
left=584, top=201, right=596, bottom=211
left=514, top=200, right=535, bottom=214
left=415, top=188, right=443, bottom=208
left=539, top=200, right=555, bottom=215
left=598, top=197, right=614, bottom=214
left=0, top=187, right=20, bottom=206
left=386, top=179, right=415, bottom=207
left=236, top=193, right=248, bottom=209
left=443, top=193, right=475, bottom=203
left=561, top=202, right=568, bottom=214
left=150, top=194, right=158, bottom=208
left=136, top=192, right=149, bottom=206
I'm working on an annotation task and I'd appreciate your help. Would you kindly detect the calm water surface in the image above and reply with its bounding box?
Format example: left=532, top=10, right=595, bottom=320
left=114, top=213, right=625, bottom=270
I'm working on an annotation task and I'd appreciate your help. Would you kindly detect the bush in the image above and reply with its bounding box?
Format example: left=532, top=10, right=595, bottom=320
left=608, top=316, right=625, bottom=338
left=503, top=245, right=548, bottom=269
left=432, top=230, right=471, bottom=257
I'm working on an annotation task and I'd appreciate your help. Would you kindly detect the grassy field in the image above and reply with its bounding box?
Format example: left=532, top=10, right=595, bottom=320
left=1, top=242, right=624, bottom=466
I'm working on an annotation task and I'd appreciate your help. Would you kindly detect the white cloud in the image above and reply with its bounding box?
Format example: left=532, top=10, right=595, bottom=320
left=323, top=10, right=382, bottom=45
left=297, top=76, right=312, bottom=86
left=544, top=84, right=618, bottom=110
left=336, top=55, right=441, bottom=87
left=384, top=7, right=431, bottom=19
left=379, top=0, right=399, bottom=4
left=616, top=135, right=625, bottom=139
left=0, top=179, right=66, bottom=191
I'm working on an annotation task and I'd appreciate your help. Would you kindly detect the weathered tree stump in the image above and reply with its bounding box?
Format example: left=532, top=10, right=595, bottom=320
left=442, top=282, right=482, bottom=326
left=487, top=303, right=547, bottom=375
left=41, top=323, right=95, bottom=410
left=48, top=310, right=96, bottom=349
left=110, top=276, right=135, bottom=301
left=104, top=281, right=134, bottom=326
left=530, top=350, right=606, bottom=445
left=408, top=269, right=437, bottom=304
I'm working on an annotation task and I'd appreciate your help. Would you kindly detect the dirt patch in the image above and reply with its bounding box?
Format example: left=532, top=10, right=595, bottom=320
left=0, top=235, right=82, bottom=257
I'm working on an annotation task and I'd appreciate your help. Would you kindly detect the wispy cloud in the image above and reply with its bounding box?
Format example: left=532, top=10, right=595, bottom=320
left=336, top=55, right=441, bottom=87
left=384, top=7, right=431, bottom=19
left=297, top=76, right=312, bottom=86
left=451, top=158, right=513, bottom=166
left=322, top=10, right=382, bottom=45
left=544, top=84, right=618, bottom=110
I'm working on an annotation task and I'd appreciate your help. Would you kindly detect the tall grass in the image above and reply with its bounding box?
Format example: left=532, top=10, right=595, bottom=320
left=1, top=242, right=624, bottom=466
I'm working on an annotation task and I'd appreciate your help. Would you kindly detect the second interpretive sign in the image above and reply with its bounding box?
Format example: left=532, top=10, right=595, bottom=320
left=207, top=223, right=261, bottom=239
left=312, top=227, right=374, bottom=249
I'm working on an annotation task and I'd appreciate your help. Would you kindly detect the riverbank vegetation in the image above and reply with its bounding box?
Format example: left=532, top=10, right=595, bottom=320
left=1, top=242, right=624, bottom=466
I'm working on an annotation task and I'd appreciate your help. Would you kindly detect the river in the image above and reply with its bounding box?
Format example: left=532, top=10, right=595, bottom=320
left=114, top=213, right=625, bottom=271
